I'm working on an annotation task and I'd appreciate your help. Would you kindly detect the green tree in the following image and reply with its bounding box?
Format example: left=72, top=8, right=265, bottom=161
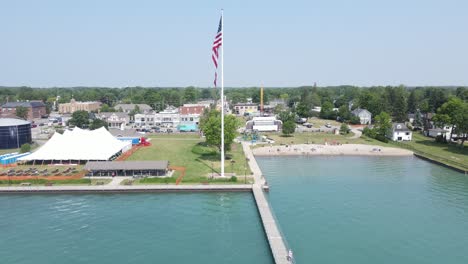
left=200, top=110, right=239, bottom=151
left=183, top=86, right=198, bottom=103
left=90, top=119, right=109, bottom=130
left=319, top=101, right=336, bottom=120
left=20, top=143, right=31, bottom=153
left=100, top=104, right=115, bottom=112
left=15, top=106, right=29, bottom=120
left=433, top=97, right=467, bottom=144
left=282, top=120, right=296, bottom=136
left=68, top=110, right=89, bottom=128
left=374, top=112, right=392, bottom=142
left=340, top=123, right=350, bottom=134
left=338, top=105, right=351, bottom=121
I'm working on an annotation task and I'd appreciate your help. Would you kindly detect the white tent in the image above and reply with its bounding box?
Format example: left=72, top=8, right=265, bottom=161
left=19, top=127, right=132, bottom=161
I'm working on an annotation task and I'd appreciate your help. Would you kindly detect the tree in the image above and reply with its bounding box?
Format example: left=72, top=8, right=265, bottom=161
left=100, top=104, right=115, bottom=112
left=15, top=106, right=29, bottom=120
left=90, top=119, right=108, bottom=130
left=320, top=101, right=336, bottom=120
left=338, top=105, right=351, bottom=121
left=374, top=112, right=392, bottom=141
left=200, top=110, right=239, bottom=151
left=433, top=97, right=467, bottom=145
left=20, top=143, right=31, bottom=153
left=282, top=120, right=296, bottom=136
left=340, top=123, right=350, bottom=134
left=68, top=110, right=89, bottom=128
left=183, top=86, right=198, bottom=103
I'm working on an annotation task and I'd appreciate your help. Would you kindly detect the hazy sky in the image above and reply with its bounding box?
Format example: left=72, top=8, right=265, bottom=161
left=1, top=0, right=467, bottom=87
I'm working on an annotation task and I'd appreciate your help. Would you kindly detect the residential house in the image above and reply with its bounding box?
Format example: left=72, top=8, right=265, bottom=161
left=134, top=111, right=156, bottom=128
left=351, top=108, right=372, bottom=125
left=1, top=101, right=47, bottom=120
left=388, top=123, right=412, bottom=141
left=96, top=112, right=130, bottom=129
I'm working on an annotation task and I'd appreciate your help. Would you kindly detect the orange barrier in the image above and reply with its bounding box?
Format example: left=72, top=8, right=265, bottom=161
left=171, top=166, right=186, bottom=185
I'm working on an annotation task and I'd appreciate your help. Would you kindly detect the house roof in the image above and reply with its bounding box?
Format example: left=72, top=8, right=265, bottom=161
left=351, top=108, right=371, bottom=116
left=98, top=112, right=129, bottom=119
left=84, top=161, right=169, bottom=171
left=2, top=101, right=45, bottom=108
left=234, top=103, right=258, bottom=107
left=108, top=128, right=141, bottom=138
left=392, top=123, right=411, bottom=132
left=115, top=104, right=152, bottom=111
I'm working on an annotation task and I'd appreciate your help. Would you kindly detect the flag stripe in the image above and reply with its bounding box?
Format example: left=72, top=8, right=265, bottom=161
left=212, top=16, right=222, bottom=87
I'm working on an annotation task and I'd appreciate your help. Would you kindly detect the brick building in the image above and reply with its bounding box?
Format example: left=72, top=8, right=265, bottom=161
left=59, top=99, right=101, bottom=114
left=0, top=101, right=47, bottom=120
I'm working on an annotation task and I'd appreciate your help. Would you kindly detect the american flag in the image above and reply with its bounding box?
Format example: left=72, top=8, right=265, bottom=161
left=212, top=16, right=223, bottom=87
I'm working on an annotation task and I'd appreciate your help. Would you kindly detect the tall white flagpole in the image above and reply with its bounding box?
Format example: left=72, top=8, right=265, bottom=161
left=220, top=9, right=225, bottom=177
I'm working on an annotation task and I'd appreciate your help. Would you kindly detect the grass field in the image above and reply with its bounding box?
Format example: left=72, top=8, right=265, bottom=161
left=128, top=134, right=252, bottom=183
left=389, top=132, right=468, bottom=171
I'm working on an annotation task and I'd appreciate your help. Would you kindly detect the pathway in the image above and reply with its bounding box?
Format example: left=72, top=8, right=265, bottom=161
left=348, top=127, right=362, bottom=139
left=242, top=142, right=291, bottom=264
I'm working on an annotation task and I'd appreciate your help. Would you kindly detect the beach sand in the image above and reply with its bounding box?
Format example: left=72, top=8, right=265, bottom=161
left=252, top=143, right=413, bottom=157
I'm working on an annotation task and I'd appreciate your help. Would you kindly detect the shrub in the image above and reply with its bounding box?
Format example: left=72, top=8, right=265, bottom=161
left=229, top=176, right=237, bottom=182
left=20, top=143, right=31, bottom=153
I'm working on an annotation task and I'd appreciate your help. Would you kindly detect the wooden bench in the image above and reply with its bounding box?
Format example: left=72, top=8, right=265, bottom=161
left=20, top=182, right=31, bottom=186
left=45, top=182, right=54, bottom=186
left=95, top=181, right=105, bottom=185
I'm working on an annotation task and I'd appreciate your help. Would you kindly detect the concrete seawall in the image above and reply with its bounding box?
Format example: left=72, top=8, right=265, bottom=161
left=0, top=184, right=252, bottom=194
left=243, top=142, right=291, bottom=264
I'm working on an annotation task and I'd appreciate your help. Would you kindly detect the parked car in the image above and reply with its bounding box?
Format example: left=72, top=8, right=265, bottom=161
left=31, top=124, right=38, bottom=128
left=325, top=123, right=332, bottom=128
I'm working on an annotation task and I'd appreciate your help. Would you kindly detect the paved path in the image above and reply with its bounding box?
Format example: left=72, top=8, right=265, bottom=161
left=242, top=142, right=291, bottom=264
left=348, top=127, right=362, bottom=139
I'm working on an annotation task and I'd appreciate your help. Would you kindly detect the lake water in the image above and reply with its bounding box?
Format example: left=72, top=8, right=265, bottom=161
left=257, top=156, right=468, bottom=264
left=0, top=193, right=273, bottom=264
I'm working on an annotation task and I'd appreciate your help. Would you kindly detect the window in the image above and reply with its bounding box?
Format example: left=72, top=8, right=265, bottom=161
left=405, top=132, right=410, bottom=135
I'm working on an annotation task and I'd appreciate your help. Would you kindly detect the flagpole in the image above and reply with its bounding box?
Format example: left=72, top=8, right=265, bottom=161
left=220, top=9, right=225, bottom=177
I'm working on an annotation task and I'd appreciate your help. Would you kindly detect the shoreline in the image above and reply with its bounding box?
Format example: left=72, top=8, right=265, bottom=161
left=253, top=143, right=413, bottom=157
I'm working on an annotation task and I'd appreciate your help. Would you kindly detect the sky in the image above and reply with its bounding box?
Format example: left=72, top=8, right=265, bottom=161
left=1, top=0, right=467, bottom=88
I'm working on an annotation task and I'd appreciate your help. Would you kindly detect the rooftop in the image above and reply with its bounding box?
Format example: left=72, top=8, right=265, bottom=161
left=0, top=118, right=31, bottom=126
left=2, top=101, right=45, bottom=108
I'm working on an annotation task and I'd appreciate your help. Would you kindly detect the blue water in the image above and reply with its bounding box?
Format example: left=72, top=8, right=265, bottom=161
left=258, top=156, right=468, bottom=264
left=0, top=193, right=273, bottom=264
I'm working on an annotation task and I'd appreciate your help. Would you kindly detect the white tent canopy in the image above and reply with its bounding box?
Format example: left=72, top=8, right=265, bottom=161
left=19, top=127, right=132, bottom=161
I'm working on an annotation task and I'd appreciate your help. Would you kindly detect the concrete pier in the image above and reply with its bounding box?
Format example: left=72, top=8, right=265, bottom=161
left=243, top=142, right=291, bottom=264
left=0, top=184, right=252, bottom=194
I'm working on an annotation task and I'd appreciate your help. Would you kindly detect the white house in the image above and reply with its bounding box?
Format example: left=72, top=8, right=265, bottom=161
left=96, top=112, right=130, bottom=129
left=154, top=106, right=180, bottom=128
left=351, top=108, right=372, bottom=125
left=388, top=123, right=412, bottom=141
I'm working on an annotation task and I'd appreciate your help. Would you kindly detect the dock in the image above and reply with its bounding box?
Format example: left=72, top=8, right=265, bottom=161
left=243, top=142, right=291, bottom=264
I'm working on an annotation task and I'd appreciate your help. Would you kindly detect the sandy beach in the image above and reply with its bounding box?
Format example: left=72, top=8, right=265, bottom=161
left=252, top=144, right=413, bottom=157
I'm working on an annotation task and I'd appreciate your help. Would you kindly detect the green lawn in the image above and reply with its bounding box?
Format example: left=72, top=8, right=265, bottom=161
left=128, top=134, right=252, bottom=183
left=389, top=132, right=468, bottom=171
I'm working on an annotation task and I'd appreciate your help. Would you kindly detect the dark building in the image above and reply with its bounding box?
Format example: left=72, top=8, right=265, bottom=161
left=0, top=118, right=32, bottom=149
left=0, top=101, right=46, bottom=120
